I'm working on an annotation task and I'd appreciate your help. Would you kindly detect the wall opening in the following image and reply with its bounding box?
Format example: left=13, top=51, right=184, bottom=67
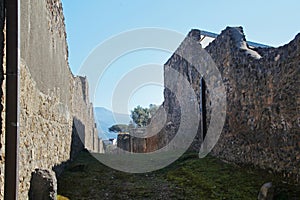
left=200, top=78, right=207, bottom=141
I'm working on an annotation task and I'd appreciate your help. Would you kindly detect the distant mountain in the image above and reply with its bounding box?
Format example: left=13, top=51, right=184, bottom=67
left=94, top=107, right=131, bottom=140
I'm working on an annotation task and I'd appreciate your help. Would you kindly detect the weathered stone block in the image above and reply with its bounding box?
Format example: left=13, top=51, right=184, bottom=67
left=28, top=169, right=57, bottom=200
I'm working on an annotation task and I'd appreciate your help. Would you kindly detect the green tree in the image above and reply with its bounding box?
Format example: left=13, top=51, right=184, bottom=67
left=108, top=124, right=129, bottom=133
left=130, top=105, right=150, bottom=127
left=130, top=104, right=159, bottom=127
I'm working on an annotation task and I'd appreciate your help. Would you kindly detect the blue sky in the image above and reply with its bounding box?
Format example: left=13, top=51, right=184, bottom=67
left=61, top=0, right=300, bottom=114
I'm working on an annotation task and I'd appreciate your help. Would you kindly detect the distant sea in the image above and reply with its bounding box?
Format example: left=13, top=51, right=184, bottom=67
left=94, top=107, right=131, bottom=140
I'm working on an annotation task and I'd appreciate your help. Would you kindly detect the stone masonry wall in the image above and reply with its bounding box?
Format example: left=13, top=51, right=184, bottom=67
left=206, top=27, right=300, bottom=181
left=72, top=76, right=98, bottom=152
left=162, top=27, right=300, bottom=182
left=117, top=129, right=150, bottom=153
left=116, top=106, right=167, bottom=153
left=19, top=61, right=73, bottom=198
left=115, top=97, right=175, bottom=153
left=0, top=0, right=101, bottom=199
left=163, top=30, right=204, bottom=151
left=18, top=62, right=99, bottom=199
left=20, top=0, right=71, bottom=107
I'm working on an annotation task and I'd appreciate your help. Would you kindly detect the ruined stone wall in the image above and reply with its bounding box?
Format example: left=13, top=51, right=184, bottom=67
left=72, top=76, right=97, bottom=152
left=163, top=30, right=204, bottom=151
left=114, top=27, right=299, bottom=182
left=0, top=0, right=101, bottom=199
left=117, top=127, right=162, bottom=153
left=116, top=104, right=169, bottom=153
left=206, top=27, right=300, bottom=181
left=20, top=0, right=71, bottom=107
left=163, top=27, right=300, bottom=181
left=19, top=61, right=73, bottom=198
left=117, top=134, right=132, bottom=152
left=18, top=62, right=99, bottom=199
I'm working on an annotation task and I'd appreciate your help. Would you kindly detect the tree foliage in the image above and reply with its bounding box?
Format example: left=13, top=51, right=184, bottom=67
left=130, top=104, right=158, bottom=127
left=131, top=105, right=149, bottom=127
left=109, top=104, right=159, bottom=132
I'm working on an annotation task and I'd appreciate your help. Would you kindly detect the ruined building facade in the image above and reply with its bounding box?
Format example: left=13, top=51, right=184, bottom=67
left=164, top=26, right=299, bottom=181
left=207, top=27, right=299, bottom=180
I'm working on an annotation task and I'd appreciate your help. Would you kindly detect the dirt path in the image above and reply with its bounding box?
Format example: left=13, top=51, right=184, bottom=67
left=58, top=151, right=300, bottom=200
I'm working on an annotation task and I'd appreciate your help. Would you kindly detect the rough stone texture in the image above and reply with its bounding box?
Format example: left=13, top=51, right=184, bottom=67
left=19, top=61, right=73, bottom=198
left=28, top=169, right=57, bottom=200
left=18, top=61, right=101, bottom=198
left=11, top=0, right=101, bottom=199
left=162, top=27, right=300, bottom=182
left=207, top=27, right=300, bottom=182
left=0, top=1, right=102, bottom=199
